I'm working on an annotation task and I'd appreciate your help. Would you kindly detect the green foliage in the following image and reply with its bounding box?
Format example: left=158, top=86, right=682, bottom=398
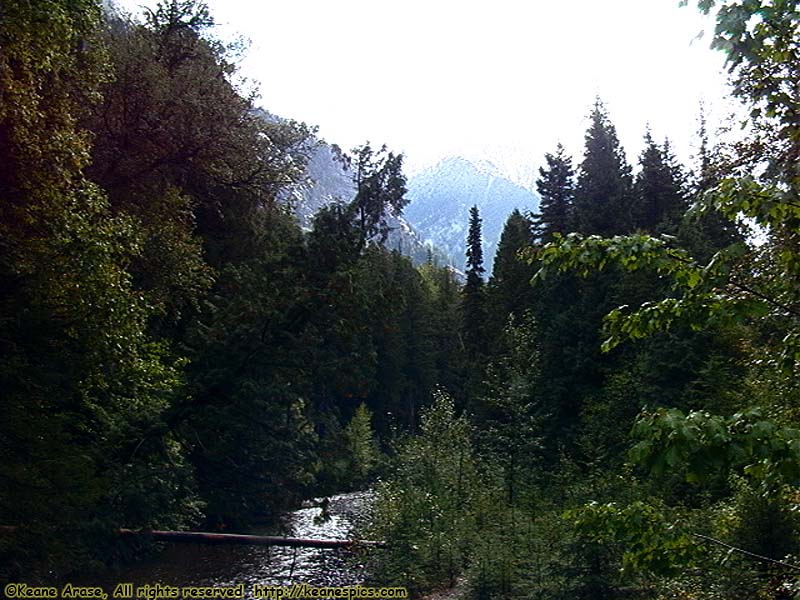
left=344, top=404, right=380, bottom=487
left=566, top=500, right=702, bottom=577
left=366, top=250, right=438, bottom=430
left=716, top=477, right=799, bottom=563
left=349, top=143, right=409, bottom=250
left=144, top=0, right=214, bottom=33
left=573, top=99, right=634, bottom=236
left=0, top=0, right=201, bottom=576
left=303, top=243, right=442, bottom=436
left=630, top=407, right=800, bottom=493
left=418, top=262, right=466, bottom=402
left=179, top=210, right=319, bottom=524
left=649, top=477, right=800, bottom=600
left=576, top=364, right=654, bottom=469
left=477, top=312, right=542, bottom=503
left=466, top=205, right=485, bottom=278
left=517, top=4, right=800, bottom=597
left=534, top=143, right=575, bottom=242
left=3, top=0, right=798, bottom=594
left=0, top=0, right=461, bottom=583
left=371, top=391, right=487, bottom=592
left=531, top=231, right=766, bottom=353
left=462, top=205, right=487, bottom=369
left=86, top=0, right=311, bottom=273
left=307, top=201, right=364, bottom=272
left=633, top=132, right=688, bottom=234
left=486, top=210, right=537, bottom=345
left=688, top=0, right=800, bottom=187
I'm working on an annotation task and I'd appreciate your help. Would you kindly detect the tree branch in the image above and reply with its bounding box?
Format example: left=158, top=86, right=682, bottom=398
left=664, top=248, right=800, bottom=319
left=728, top=278, right=800, bottom=319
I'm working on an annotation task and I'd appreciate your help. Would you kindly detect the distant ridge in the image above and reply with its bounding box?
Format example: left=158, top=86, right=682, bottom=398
left=404, top=157, right=540, bottom=273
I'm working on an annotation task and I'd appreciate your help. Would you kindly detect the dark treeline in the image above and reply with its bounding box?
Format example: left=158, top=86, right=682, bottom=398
left=3, top=0, right=800, bottom=598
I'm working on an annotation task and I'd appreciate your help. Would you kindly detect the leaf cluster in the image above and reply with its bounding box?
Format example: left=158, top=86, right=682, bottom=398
left=566, top=500, right=702, bottom=577
left=630, top=407, right=800, bottom=494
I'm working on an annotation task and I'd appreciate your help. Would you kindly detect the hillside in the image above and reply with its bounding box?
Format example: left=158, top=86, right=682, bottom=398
left=404, top=157, right=540, bottom=272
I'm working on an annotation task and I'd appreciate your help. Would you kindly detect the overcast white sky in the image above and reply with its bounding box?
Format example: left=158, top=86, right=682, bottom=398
left=115, top=0, right=737, bottom=188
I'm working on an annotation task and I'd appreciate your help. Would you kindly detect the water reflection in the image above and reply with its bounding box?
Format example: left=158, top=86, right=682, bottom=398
left=94, top=491, right=373, bottom=595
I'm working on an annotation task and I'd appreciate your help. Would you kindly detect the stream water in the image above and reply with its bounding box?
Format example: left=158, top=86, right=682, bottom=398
left=87, top=491, right=375, bottom=596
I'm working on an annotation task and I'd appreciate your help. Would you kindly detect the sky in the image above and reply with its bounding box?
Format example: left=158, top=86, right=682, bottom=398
left=114, top=0, right=738, bottom=189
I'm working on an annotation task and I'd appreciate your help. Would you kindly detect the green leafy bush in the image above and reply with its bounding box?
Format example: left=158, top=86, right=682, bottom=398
left=370, top=391, right=490, bottom=593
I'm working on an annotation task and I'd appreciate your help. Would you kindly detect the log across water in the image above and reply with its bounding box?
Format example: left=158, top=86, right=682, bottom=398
left=1, top=525, right=385, bottom=549
left=117, top=528, right=386, bottom=549
left=6, top=491, right=377, bottom=587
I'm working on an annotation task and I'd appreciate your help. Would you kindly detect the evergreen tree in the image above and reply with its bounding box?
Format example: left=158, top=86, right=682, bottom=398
left=534, top=143, right=575, bottom=241
left=632, top=130, right=687, bottom=233
left=466, top=206, right=485, bottom=281
left=573, top=99, right=634, bottom=236
left=529, top=102, right=634, bottom=459
left=477, top=311, right=542, bottom=503
left=350, top=143, right=408, bottom=251
left=344, top=403, right=379, bottom=487
left=679, top=107, right=742, bottom=262
left=419, top=262, right=465, bottom=402
left=462, top=206, right=487, bottom=361
left=361, top=249, right=436, bottom=433
left=306, top=143, right=409, bottom=267
left=694, top=104, right=716, bottom=194
left=182, top=209, right=319, bottom=525
left=307, top=202, right=364, bottom=273
left=487, top=210, right=537, bottom=343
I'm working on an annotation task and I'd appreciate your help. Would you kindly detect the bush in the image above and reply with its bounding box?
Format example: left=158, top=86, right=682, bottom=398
left=370, top=391, right=491, bottom=594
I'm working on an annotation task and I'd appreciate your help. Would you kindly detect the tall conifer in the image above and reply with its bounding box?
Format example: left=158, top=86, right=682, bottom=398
left=680, top=108, right=741, bottom=260
left=487, top=210, right=536, bottom=342
left=462, top=205, right=487, bottom=360
left=633, top=130, right=687, bottom=233
left=535, top=144, right=575, bottom=242
left=573, top=99, right=633, bottom=236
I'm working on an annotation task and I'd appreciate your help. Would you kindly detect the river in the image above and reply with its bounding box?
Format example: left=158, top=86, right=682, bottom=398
left=86, top=491, right=374, bottom=596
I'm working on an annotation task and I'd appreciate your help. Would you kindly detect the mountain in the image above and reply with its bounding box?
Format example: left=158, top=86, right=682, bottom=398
left=289, top=140, right=355, bottom=229
left=404, top=157, right=540, bottom=273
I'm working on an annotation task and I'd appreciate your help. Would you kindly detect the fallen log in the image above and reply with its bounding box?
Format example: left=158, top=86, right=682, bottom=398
left=116, top=528, right=386, bottom=549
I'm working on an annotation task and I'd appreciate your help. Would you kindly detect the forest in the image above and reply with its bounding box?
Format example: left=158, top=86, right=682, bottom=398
left=1, top=0, right=799, bottom=598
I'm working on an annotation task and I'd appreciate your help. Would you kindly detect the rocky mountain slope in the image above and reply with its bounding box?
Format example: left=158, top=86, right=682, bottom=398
left=404, top=157, right=540, bottom=272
